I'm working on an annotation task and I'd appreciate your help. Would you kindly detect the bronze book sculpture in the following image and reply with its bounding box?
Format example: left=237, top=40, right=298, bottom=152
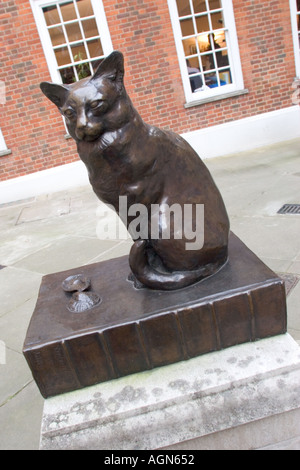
left=40, top=51, right=230, bottom=291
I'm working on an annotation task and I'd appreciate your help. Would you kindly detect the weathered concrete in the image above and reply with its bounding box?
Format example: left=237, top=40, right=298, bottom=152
left=40, top=334, right=300, bottom=450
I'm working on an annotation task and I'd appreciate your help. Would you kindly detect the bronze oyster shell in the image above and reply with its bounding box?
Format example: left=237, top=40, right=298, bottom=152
left=62, top=274, right=91, bottom=292
left=67, top=291, right=101, bottom=313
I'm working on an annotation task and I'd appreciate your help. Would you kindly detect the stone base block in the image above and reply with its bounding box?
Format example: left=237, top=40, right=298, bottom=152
left=39, top=334, right=300, bottom=450
left=23, top=233, right=286, bottom=398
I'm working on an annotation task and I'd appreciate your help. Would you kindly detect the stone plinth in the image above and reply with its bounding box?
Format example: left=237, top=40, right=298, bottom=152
left=39, top=334, right=300, bottom=450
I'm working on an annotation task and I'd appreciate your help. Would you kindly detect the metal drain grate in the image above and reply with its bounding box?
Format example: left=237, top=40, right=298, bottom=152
left=277, top=204, right=300, bottom=215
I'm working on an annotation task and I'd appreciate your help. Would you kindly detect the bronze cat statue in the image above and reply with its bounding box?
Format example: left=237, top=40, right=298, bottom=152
left=40, top=51, right=230, bottom=291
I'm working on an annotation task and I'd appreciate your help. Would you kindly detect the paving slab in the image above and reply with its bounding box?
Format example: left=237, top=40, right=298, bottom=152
left=0, top=267, right=42, bottom=318
left=12, top=237, right=119, bottom=275
left=0, top=381, right=43, bottom=451
left=0, top=348, right=32, bottom=405
left=229, top=215, right=300, bottom=261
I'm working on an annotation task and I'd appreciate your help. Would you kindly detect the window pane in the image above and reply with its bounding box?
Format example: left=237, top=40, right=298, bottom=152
left=71, top=43, right=87, bottom=62
left=60, top=66, right=76, bottom=84
left=182, top=37, right=197, bottom=55
left=198, top=33, right=209, bottom=52
left=187, top=56, right=200, bottom=71
left=220, top=69, right=232, bottom=85
left=49, top=26, right=66, bottom=47
left=82, top=18, right=99, bottom=38
left=189, top=74, right=203, bottom=92
left=76, top=62, right=91, bottom=80
left=55, top=46, right=71, bottom=66
left=201, top=53, right=215, bottom=71
left=87, top=38, right=104, bottom=58
left=215, top=30, right=226, bottom=48
left=176, top=0, right=191, bottom=16
left=43, top=6, right=60, bottom=26
left=193, top=0, right=207, bottom=14
left=65, top=22, right=82, bottom=42
left=217, top=50, right=229, bottom=67
left=60, top=1, right=77, bottom=22
left=76, top=0, right=94, bottom=18
left=180, top=18, right=195, bottom=36
left=209, top=0, right=222, bottom=10
left=204, top=72, right=218, bottom=87
left=196, top=14, right=210, bottom=33
left=211, top=11, right=224, bottom=29
left=297, top=0, right=300, bottom=11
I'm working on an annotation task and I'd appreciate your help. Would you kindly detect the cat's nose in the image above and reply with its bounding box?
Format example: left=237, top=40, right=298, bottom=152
left=77, top=113, right=87, bottom=130
left=75, top=112, right=88, bottom=140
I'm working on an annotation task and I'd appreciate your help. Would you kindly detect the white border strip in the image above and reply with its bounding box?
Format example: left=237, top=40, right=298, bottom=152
left=183, top=105, right=300, bottom=159
left=0, top=160, right=89, bottom=205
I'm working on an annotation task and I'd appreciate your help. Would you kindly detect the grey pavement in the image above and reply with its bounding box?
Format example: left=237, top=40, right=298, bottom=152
left=0, top=138, right=300, bottom=450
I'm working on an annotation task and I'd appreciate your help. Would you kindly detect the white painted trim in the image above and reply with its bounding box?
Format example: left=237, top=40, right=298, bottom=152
left=0, top=160, right=89, bottom=205
left=0, top=128, right=7, bottom=152
left=183, top=105, right=300, bottom=159
left=290, top=0, right=300, bottom=78
left=0, top=106, right=299, bottom=204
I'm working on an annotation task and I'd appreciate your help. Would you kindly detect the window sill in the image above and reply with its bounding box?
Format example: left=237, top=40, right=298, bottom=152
left=184, top=88, right=249, bottom=109
left=0, top=149, right=12, bottom=157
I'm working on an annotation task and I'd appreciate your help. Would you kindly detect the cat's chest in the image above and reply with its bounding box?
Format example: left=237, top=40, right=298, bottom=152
left=80, top=148, right=135, bottom=184
left=79, top=145, right=154, bottom=201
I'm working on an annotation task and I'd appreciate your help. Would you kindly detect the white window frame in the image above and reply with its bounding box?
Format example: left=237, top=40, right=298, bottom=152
left=30, top=0, right=113, bottom=84
left=167, top=0, right=245, bottom=106
left=0, top=128, right=9, bottom=156
left=290, top=0, right=300, bottom=78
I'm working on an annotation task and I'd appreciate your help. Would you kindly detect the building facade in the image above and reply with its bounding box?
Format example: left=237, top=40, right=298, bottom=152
left=0, top=0, right=299, bottom=186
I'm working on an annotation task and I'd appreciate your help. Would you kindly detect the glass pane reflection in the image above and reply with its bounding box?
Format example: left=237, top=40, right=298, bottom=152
left=60, top=1, right=77, bottom=22
left=176, top=0, right=191, bottom=16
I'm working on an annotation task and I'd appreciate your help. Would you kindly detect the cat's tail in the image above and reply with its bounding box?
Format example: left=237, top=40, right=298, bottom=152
left=129, top=240, right=227, bottom=291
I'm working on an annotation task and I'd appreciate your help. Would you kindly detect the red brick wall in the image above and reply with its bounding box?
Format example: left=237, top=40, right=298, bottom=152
left=0, top=0, right=77, bottom=183
left=0, top=0, right=297, bottom=183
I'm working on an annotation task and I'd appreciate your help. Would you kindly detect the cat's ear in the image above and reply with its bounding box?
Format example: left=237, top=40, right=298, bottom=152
left=91, top=51, right=124, bottom=91
left=40, top=82, right=69, bottom=108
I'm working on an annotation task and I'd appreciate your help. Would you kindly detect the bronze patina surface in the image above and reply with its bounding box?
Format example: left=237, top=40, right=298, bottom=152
left=23, top=233, right=287, bottom=398
left=40, top=51, right=230, bottom=291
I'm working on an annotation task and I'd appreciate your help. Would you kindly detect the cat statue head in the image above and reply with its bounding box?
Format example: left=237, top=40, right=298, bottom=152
left=40, top=51, right=129, bottom=143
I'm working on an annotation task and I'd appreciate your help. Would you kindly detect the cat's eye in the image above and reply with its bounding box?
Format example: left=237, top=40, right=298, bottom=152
left=90, top=100, right=103, bottom=109
left=64, top=109, right=75, bottom=118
